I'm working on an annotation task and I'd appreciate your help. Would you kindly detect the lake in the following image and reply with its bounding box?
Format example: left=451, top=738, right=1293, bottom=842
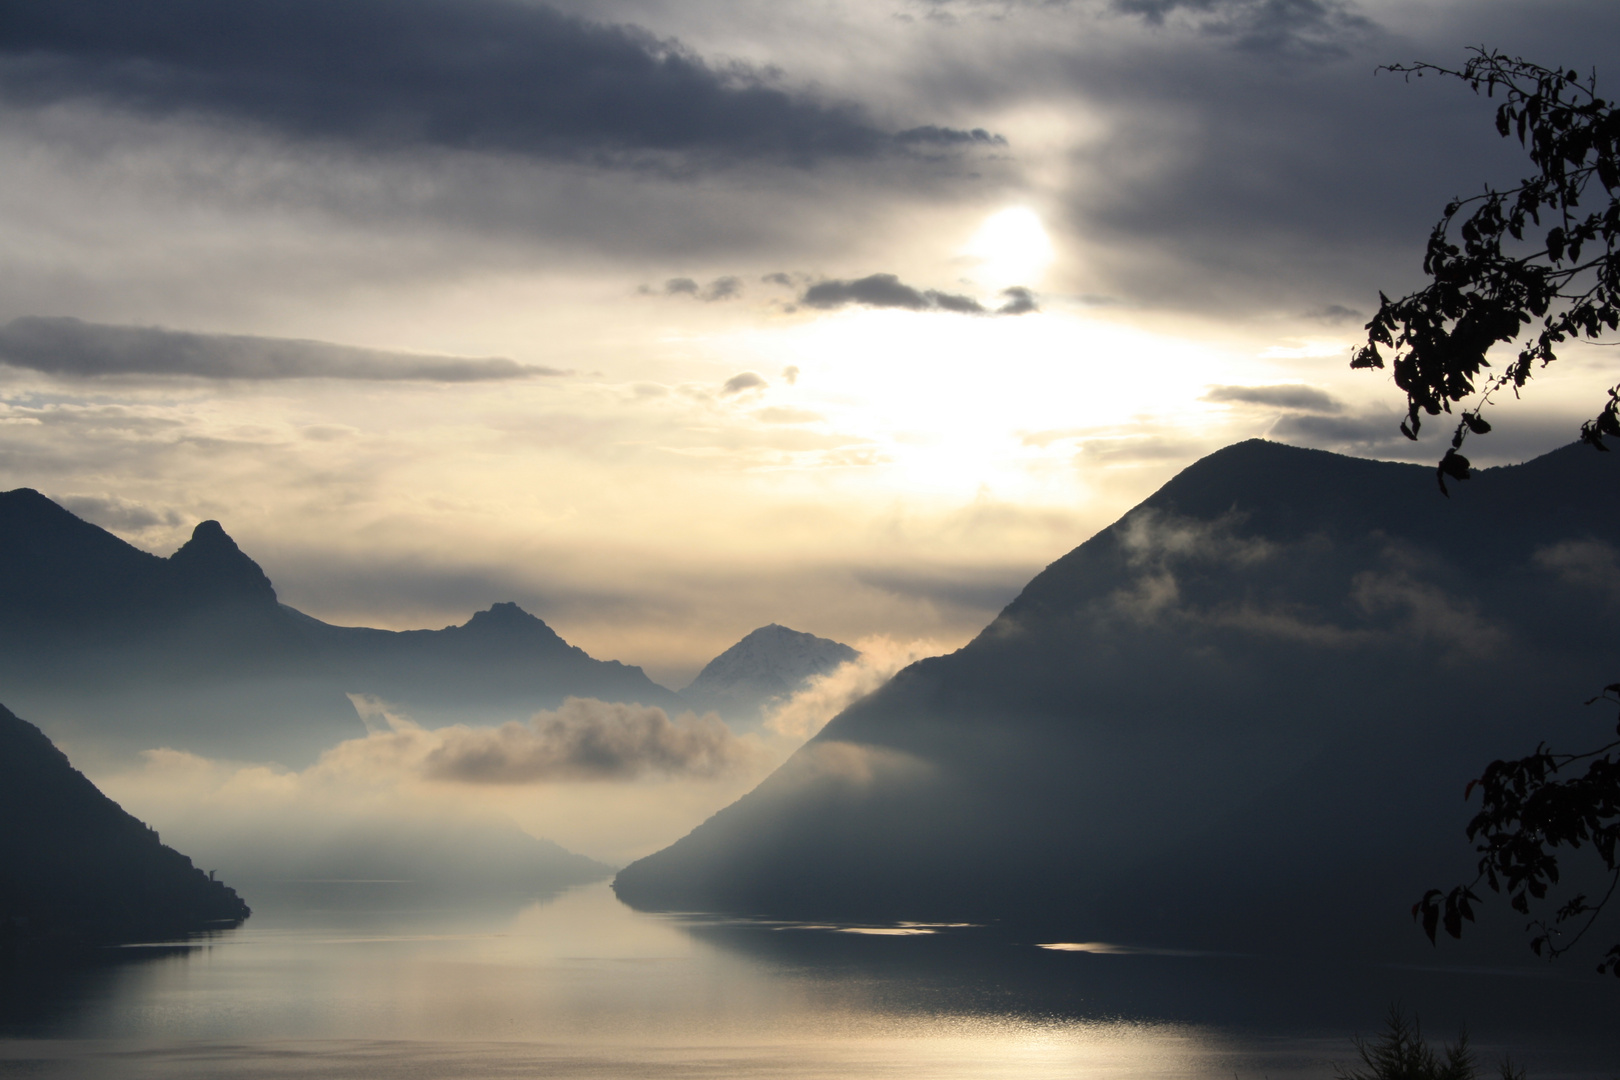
left=1, top=881, right=1615, bottom=1079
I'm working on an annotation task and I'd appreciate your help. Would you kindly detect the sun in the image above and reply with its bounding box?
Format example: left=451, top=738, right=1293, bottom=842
left=962, top=207, right=1054, bottom=290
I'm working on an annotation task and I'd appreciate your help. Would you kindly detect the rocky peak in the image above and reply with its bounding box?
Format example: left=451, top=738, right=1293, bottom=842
left=168, top=520, right=277, bottom=605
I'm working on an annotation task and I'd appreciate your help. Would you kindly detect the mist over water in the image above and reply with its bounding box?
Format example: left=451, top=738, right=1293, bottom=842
left=2, top=883, right=1615, bottom=1080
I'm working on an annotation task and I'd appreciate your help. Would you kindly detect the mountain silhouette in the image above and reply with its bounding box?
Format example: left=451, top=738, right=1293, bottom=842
left=0, top=490, right=683, bottom=763
left=681, top=624, right=858, bottom=729
left=614, top=441, right=1620, bottom=958
left=0, top=701, right=249, bottom=954
left=285, top=600, right=684, bottom=724
left=0, top=492, right=358, bottom=763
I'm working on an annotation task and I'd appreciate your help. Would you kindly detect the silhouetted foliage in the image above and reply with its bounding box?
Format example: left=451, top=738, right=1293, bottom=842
left=1356, top=48, right=1620, bottom=977
left=1351, top=49, right=1620, bottom=494
left=1334, top=1006, right=1522, bottom=1080
left=1415, top=685, right=1620, bottom=976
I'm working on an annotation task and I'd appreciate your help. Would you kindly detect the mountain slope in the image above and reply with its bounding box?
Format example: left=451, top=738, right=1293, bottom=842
left=681, top=624, right=858, bottom=728
left=614, top=441, right=1620, bottom=957
left=0, top=702, right=249, bottom=952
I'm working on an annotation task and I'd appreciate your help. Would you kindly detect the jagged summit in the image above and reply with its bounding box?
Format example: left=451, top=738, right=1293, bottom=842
left=457, top=601, right=569, bottom=642
left=681, top=624, right=858, bottom=728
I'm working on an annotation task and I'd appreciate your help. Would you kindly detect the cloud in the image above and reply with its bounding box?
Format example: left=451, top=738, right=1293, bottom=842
left=1110, top=0, right=1377, bottom=58
left=855, top=565, right=1027, bottom=615
left=1535, top=540, right=1620, bottom=604
left=1307, top=304, right=1364, bottom=325
left=50, top=492, right=182, bottom=533
left=413, top=698, right=762, bottom=783
left=0, top=0, right=1006, bottom=169
left=1351, top=569, right=1507, bottom=658
left=797, top=276, right=1038, bottom=317
left=781, top=365, right=800, bottom=385
left=93, top=694, right=798, bottom=870
left=701, top=276, right=742, bottom=301
left=1267, top=412, right=1401, bottom=448
left=326, top=695, right=762, bottom=784
left=996, top=287, right=1039, bottom=315
left=894, top=125, right=1008, bottom=148
left=663, top=277, right=700, bottom=296
left=764, top=636, right=948, bottom=739
left=720, top=371, right=768, bottom=396
left=1203, top=384, right=1343, bottom=413
left=0, top=316, right=561, bottom=382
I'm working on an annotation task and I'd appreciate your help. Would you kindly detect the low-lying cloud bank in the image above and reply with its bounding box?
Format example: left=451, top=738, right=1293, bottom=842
left=0, top=316, right=562, bottom=382
left=399, top=697, right=761, bottom=782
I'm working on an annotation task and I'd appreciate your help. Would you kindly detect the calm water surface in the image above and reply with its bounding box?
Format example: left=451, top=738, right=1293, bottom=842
left=1, top=882, right=1614, bottom=1079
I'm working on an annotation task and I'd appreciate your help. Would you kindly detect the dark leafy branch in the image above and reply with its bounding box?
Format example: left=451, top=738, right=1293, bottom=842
left=1414, top=684, right=1620, bottom=976
left=1350, top=48, right=1620, bottom=493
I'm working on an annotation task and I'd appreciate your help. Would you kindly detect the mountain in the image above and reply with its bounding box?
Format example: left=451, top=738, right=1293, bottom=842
left=285, top=600, right=684, bottom=724
left=0, top=701, right=249, bottom=954
left=614, top=441, right=1620, bottom=958
left=0, top=489, right=683, bottom=762
left=680, top=624, right=858, bottom=729
left=0, top=490, right=360, bottom=763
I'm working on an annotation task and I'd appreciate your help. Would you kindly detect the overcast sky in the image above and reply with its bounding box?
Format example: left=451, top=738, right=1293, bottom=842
left=2, top=0, right=1616, bottom=683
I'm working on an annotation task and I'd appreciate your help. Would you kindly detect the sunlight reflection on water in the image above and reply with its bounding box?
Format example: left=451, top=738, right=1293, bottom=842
left=0, top=882, right=1612, bottom=1079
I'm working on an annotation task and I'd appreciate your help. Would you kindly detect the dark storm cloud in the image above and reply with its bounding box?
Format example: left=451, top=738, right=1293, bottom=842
left=0, top=0, right=1000, bottom=166
left=0, top=317, right=560, bottom=382
left=1111, top=0, right=1376, bottom=58
left=1203, top=384, right=1342, bottom=413
left=1057, top=4, right=1620, bottom=316
left=894, top=125, right=1008, bottom=147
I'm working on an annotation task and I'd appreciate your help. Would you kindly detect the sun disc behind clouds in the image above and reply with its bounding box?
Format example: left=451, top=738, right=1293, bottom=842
left=963, top=207, right=1054, bottom=290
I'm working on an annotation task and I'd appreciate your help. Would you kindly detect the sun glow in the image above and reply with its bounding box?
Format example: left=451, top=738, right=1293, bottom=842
left=962, top=207, right=1055, bottom=290
left=716, top=305, right=1256, bottom=506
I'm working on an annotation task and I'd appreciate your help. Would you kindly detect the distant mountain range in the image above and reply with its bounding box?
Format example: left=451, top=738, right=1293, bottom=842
left=0, top=701, right=248, bottom=953
left=681, top=624, right=858, bottom=730
left=0, top=488, right=854, bottom=764
left=614, top=440, right=1620, bottom=959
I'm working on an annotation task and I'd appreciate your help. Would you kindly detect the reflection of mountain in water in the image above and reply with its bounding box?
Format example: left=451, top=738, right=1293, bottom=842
left=209, top=814, right=612, bottom=906
left=0, top=489, right=681, bottom=764
left=681, top=624, right=858, bottom=730
left=676, top=916, right=1619, bottom=1050
left=0, top=702, right=248, bottom=953
left=616, top=440, right=1620, bottom=959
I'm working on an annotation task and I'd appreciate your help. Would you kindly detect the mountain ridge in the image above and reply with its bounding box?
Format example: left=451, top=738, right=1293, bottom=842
left=0, top=490, right=684, bottom=762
